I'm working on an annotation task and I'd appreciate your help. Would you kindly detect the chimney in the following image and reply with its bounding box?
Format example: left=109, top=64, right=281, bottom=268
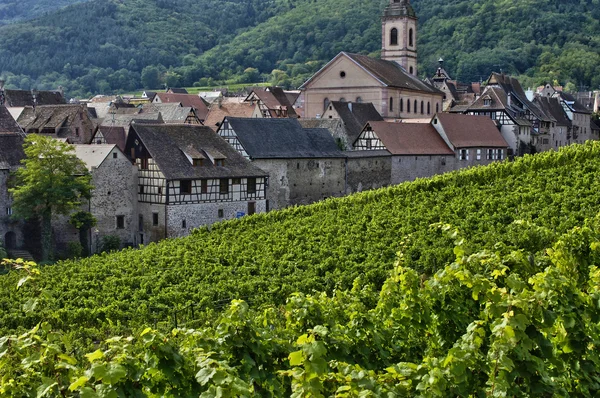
left=594, top=91, right=600, bottom=113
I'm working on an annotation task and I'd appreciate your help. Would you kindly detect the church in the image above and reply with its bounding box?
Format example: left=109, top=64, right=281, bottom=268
left=299, top=0, right=443, bottom=120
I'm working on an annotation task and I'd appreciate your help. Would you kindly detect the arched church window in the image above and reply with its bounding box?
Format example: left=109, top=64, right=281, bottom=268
left=390, top=28, right=398, bottom=46
left=339, top=97, right=346, bottom=102
left=409, top=66, right=414, bottom=75
left=389, top=97, right=394, bottom=112
left=409, top=29, right=414, bottom=47
left=400, top=98, right=403, bottom=112
left=356, top=97, right=363, bottom=103
left=421, top=101, right=424, bottom=114
left=436, top=103, right=440, bottom=113
left=427, top=102, right=431, bottom=115
left=414, top=100, right=418, bottom=113
left=407, top=99, right=411, bottom=113
left=324, top=98, right=330, bottom=112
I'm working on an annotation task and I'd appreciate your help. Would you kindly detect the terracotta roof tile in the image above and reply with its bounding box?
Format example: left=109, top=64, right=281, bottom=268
left=204, top=98, right=255, bottom=130
left=435, top=113, right=508, bottom=148
left=154, top=93, right=209, bottom=120
left=363, top=121, right=454, bottom=155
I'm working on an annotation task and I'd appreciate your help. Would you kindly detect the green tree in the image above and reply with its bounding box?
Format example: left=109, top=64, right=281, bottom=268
left=141, top=65, right=162, bottom=89
left=69, top=211, right=97, bottom=257
left=9, top=135, right=93, bottom=262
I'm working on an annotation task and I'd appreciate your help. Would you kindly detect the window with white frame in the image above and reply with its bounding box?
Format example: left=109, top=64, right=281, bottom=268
left=497, top=149, right=504, bottom=160
left=476, top=149, right=481, bottom=160
left=459, top=149, right=469, bottom=160
left=487, top=149, right=495, bottom=160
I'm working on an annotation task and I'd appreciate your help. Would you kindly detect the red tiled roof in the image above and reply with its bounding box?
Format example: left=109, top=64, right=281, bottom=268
left=435, top=113, right=508, bottom=148
left=204, top=98, right=255, bottom=130
left=366, top=121, right=454, bottom=155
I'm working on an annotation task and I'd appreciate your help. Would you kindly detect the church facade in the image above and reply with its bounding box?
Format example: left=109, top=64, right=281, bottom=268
left=299, top=0, right=442, bottom=120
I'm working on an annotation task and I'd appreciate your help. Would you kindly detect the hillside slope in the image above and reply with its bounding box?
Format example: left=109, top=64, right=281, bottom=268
left=0, top=0, right=89, bottom=25
left=2, top=143, right=600, bottom=341
left=0, top=0, right=599, bottom=96
left=2, top=143, right=600, bottom=396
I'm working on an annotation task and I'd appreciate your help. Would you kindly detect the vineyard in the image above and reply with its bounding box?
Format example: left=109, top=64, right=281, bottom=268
left=1, top=143, right=600, bottom=395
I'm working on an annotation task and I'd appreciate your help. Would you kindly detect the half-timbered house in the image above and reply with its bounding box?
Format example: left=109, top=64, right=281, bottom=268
left=321, top=101, right=383, bottom=149
left=125, top=124, right=268, bottom=241
left=465, top=73, right=554, bottom=156
left=217, top=117, right=345, bottom=210
left=353, top=113, right=508, bottom=184
left=152, top=93, right=209, bottom=123
left=244, top=87, right=298, bottom=119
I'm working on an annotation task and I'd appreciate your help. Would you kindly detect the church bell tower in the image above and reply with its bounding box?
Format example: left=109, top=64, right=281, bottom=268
left=381, top=0, right=418, bottom=76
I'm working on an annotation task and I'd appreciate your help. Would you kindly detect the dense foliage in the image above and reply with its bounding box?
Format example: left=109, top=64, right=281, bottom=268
left=10, top=135, right=93, bottom=261
left=0, top=0, right=88, bottom=25
left=2, top=142, right=600, bottom=346
left=2, top=214, right=600, bottom=396
left=1, top=0, right=599, bottom=97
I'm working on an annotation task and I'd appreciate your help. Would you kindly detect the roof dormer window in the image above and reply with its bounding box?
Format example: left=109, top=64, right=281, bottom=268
left=482, top=95, right=492, bottom=107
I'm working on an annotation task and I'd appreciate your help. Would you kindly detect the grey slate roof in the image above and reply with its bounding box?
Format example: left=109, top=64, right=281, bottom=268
left=0, top=107, right=25, bottom=169
left=3, top=89, right=66, bottom=107
left=129, top=124, right=267, bottom=180
left=330, top=101, right=383, bottom=142
left=558, top=92, right=592, bottom=114
left=0, top=106, right=22, bottom=134
left=224, top=117, right=345, bottom=159
left=534, top=97, right=571, bottom=127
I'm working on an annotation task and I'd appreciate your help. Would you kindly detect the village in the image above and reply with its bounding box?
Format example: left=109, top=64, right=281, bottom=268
left=1, top=0, right=599, bottom=259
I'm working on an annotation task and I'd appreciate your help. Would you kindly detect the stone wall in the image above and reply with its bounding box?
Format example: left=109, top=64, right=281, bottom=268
left=89, top=150, right=138, bottom=250
left=165, top=200, right=267, bottom=238
left=253, top=158, right=346, bottom=210
left=346, top=155, right=391, bottom=194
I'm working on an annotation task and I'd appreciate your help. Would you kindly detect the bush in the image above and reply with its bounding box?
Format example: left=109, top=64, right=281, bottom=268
left=99, top=235, right=121, bottom=253
left=67, top=241, right=83, bottom=259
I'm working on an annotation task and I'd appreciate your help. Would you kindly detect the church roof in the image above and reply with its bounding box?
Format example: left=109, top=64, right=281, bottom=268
left=382, top=0, right=416, bottom=19
left=348, top=53, right=441, bottom=93
left=299, top=52, right=441, bottom=96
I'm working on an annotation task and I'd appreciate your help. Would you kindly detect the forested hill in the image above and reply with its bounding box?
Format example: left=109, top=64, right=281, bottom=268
left=0, top=0, right=599, bottom=97
left=0, top=0, right=90, bottom=25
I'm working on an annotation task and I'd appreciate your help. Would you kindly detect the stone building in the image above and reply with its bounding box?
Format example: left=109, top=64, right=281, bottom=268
left=353, top=121, right=454, bottom=184
left=0, top=106, right=25, bottom=253
left=53, top=145, right=138, bottom=253
left=17, top=104, right=96, bottom=144
left=299, top=0, right=443, bottom=120
left=217, top=117, right=346, bottom=210
left=125, top=124, right=268, bottom=242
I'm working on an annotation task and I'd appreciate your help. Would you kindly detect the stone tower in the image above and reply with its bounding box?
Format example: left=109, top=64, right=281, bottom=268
left=381, top=0, right=418, bottom=76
